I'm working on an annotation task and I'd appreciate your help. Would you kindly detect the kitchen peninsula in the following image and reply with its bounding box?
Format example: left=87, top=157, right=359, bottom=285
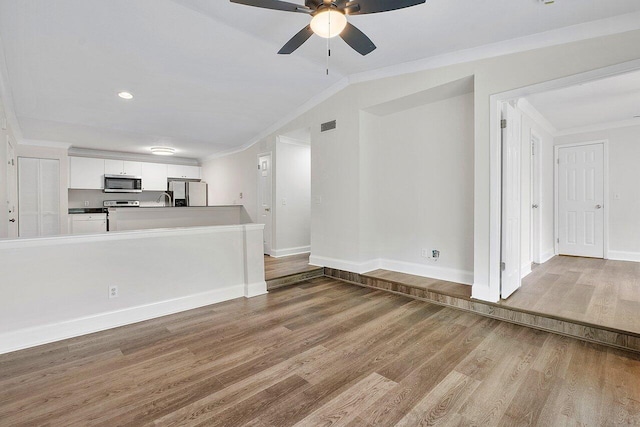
left=107, top=205, right=253, bottom=231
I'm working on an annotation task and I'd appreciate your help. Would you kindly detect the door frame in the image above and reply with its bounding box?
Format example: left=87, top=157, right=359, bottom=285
left=530, top=130, right=541, bottom=264
left=553, top=140, right=609, bottom=259
left=257, top=151, right=273, bottom=256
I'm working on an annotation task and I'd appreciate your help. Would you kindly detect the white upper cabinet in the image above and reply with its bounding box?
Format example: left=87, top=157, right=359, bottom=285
left=69, top=157, right=105, bottom=190
left=105, top=160, right=142, bottom=176
left=141, top=163, right=168, bottom=191
left=167, top=164, right=200, bottom=179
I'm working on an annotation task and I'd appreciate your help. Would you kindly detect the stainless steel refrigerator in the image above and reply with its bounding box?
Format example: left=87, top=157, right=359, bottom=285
left=169, top=180, right=208, bottom=206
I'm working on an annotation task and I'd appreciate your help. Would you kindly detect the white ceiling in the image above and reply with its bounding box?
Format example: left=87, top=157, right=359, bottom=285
left=1, top=0, right=639, bottom=159
left=525, top=69, right=640, bottom=132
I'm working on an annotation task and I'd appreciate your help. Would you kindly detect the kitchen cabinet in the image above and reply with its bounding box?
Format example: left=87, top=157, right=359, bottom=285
left=167, top=164, right=200, bottom=179
left=69, top=213, right=107, bottom=235
left=141, top=162, right=168, bottom=191
left=69, top=157, right=105, bottom=189
left=105, top=160, right=142, bottom=177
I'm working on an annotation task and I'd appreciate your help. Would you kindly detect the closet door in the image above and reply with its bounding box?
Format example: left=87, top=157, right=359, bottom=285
left=18, top=158, right=60, bottom=237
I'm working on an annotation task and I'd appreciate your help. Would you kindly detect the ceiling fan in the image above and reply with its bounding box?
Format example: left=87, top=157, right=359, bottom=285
left=230, top=0, right=426, bottom=56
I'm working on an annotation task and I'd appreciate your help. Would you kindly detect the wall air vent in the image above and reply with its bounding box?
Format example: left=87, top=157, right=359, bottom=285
left=321, top=120, right=337, bottom=132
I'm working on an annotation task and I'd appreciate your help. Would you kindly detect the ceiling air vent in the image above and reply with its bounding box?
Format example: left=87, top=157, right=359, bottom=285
left=321, top=120, right=337, bottom=132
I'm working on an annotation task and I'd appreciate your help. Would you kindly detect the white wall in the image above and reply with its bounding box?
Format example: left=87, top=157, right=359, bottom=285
left=556, top=124, right=640, bottom=261
left=202, top=137, right=276, bottom=224
left=274, top=136, right=310, bottom=256
left=359, top=92, right=475, bottom=283
left=0, top=224, right=266, bottom=354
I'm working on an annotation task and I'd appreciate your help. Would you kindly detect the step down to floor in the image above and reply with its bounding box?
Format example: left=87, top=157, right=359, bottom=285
left=267, top=268, right=325, bottom=290
left=324, top=267, right=640, bottom=354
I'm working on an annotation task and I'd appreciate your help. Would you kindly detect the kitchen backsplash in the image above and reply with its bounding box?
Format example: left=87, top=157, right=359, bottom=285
left=68, top=189, right=167, bottom=208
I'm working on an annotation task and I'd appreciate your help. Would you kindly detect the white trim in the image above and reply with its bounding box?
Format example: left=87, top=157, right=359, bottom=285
left=309, top=255, right=381, bottom=274
left=379, top=259, right=473, bottom=286
left=516, top=98, right=558, bottom=136
left=521, top=262, right=532, bottom=279
left=245, top=281, right=268, bottom=297
left=19, top=139, right=72, bottom=150
left=69, top=148, right=199, bottom=166
left=553, top=140, right=608, bottom=259
left=257, top=151, right=273, bottom=256
left=555, top=118, right=640, bottom=137
left=271, top=246, right=311, bottom=258
left=540, top=248, right=555, bottom=264
left=608, top=251, right=640, bottom=263
left=0, top=223, right=264, bottom=249
left=0, top=285, right=245, bottom=355
left=311, top=255, right=473, bottom=285
left=471, top=284, right=499, bottom=303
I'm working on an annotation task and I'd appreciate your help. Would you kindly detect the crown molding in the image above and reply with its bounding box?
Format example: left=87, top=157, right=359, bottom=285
left=556, top=118, right=640, bottom=137
left=20, top=139, right=72, bottom=149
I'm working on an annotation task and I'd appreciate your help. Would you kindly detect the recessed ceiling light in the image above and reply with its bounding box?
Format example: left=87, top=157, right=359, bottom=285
left=150, top=146, right=176, bottom=156
left=118, top=91, right=134, bottom=100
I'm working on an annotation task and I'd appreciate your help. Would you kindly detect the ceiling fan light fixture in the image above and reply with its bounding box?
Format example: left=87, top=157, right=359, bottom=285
left=118, top=91, right=134, bottom=100
left=150, top=146, right=176, bottom=156
left=310, top=9, right=347, bottom=38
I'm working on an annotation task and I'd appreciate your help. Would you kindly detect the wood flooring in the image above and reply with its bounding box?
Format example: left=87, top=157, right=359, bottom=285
left=502, top=256, right=640, bottom=335
left=1, top=277, right=639, bottom=426
left=264, top=253, right=320, bottom=281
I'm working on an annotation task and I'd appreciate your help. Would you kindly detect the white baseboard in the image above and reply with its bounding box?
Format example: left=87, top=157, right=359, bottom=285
left=0, top=285, right=245, bottom=355
left=309, top=255, right=381, bottom=274
left=521, top=262, right=532, bottom=279
left=540, top=248, right=555, bottom=264
left=608, top=250, right=640, bottom=263
left=271, top=246, right=311, bottom=258
left=378, top=259, right=473, bottom=285
left=245, top=281, right=268, bottom=297
left=311, top=255, right=473, bottom=285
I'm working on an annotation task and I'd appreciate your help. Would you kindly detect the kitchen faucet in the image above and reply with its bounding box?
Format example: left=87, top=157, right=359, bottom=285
left=156, top=192, right=173, bottom=207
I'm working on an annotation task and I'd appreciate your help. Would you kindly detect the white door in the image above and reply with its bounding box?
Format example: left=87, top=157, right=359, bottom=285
left=501, top=103, right=522, bottom=299
left=18, top=157, right=60, bottom=237
left=557, top=143, right=604, bottom=258
left=6, top=138, right=18, bottom=237
left=530, top=134, right=541, bottom=264
left=258, top=153, right=272, bottom=255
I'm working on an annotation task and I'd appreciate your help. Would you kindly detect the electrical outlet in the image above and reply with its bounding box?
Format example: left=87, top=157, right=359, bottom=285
left=239, top=192, right=243, bottom=199
left=84, top=201, right=90, bottom=207
left=282, top=198, right=287, bottom=206
left=432, top=250, right=440, bottom=259
left=109, top=285, right=118, bottom=299
left=421, top=249, right=428, bottom=258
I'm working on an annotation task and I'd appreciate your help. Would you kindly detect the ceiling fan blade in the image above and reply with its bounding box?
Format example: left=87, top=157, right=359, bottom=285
left=278, top=25, right=314, bottom=54
left=342, top=0, right=425, bottom=15
left=230, top=0, right=312, bottom=14
left=340, top=22, right=376, bottom=56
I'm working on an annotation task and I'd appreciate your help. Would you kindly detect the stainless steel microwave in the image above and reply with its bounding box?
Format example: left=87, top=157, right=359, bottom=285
left=103, top=174, right=143, bottom=193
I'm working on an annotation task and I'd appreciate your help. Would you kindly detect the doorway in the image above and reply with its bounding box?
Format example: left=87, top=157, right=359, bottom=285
left=6, top=137, right=17, bottom=238
left=257, top=153, right=273, bottom=255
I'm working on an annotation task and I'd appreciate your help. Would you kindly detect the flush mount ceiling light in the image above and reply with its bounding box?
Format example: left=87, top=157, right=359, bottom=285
left=230, top=0, right=425, bottom=56
left=150, top=147, right=176, bottom=156
left=118, top=91, right=134, bottom=100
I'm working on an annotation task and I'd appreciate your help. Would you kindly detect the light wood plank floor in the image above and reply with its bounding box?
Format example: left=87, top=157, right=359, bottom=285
left=1, top=277, right=639, bottom=426
left=501, top=256, right=640, bottom=335
left=264, top=252, right=320, bottom=281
